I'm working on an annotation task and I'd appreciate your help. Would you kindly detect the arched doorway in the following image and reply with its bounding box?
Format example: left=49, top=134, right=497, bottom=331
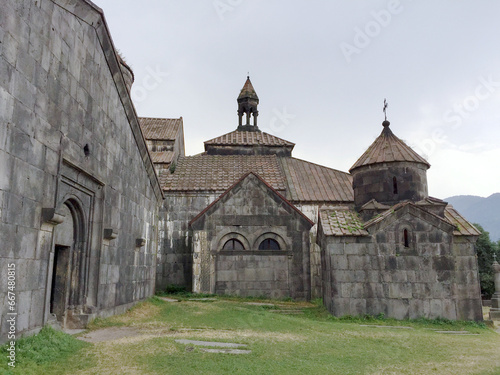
left=50, top=200, right=86, bottom=327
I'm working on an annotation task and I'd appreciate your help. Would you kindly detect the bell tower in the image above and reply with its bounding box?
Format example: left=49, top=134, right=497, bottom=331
left=237, top=76, right=260, bottom=131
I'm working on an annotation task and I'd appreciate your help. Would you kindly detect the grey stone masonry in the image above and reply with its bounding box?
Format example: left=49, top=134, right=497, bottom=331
left=190, top=173, right=313, bottom=300
left=318, top=204, right=483, bottom=321
left=0, top=0, right=162, bottom=341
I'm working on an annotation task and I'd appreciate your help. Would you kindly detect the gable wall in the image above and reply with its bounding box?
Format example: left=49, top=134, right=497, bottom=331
left=191, top=176, right=311, bottom=299
left=319, top=210, right=482, bottom=320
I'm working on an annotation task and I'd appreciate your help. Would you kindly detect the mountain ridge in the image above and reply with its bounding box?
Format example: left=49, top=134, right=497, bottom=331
left=443, top=193, right=500, bottom=241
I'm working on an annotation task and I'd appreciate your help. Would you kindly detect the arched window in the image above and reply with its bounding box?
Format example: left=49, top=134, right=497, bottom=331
left=403, top=229, right=409, bottom=248
left=258, top=238, right=280, bottom=250
left=393, top=177, right=398, bottom=194
left=222, top=239, right=245, bottom=250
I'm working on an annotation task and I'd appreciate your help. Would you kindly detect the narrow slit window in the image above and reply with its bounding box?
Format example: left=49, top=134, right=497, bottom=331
left=403, top=229, right=409, bottom=248
left=393, top=177, right=398, bottom=194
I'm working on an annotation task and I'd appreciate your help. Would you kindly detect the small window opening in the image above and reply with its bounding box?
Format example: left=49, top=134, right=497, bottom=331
left=258, top=239, right=280, bottom=250
left=393, top=177, right=398, bottom=194
left=403, top=229, right=409, bottom=248
left=222, top=239, right=244, bottom=250
left=83, top=144, right=90, bottom=156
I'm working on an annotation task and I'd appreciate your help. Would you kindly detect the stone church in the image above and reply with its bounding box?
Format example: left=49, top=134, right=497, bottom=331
left=0, top=0, right=482, bottom=342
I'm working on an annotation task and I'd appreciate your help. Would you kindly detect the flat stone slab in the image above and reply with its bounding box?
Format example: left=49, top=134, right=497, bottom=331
left=158, top=297, right=179, bottom=302
left=78, top=327, right=141, bottom=343
left=269, top=310, right=304, bottom=314
left=359, top=325, right=414, bottom=329
left=187, top=298, right=218, bottom=301
left=244, top=302, right=276, bottom=306
left=175, top=339, right=247, bottom=348
left=200, top=348, right=252, bottom=354
left=435, top=331, right=479, bottom=335
left=63, top=329, right=86, bottom=335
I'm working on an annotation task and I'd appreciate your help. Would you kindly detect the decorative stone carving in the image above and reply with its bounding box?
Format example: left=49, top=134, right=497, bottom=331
left=41, top=208, right=65, bottom=225
left=136, top=237, right=146, bottom=247
left=103, top=228, right=118, bottom=240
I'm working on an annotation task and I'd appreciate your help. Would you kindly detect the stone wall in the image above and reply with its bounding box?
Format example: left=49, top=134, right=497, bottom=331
left=157, top=192, right=219, bottom=290
left=0, top=0, right=161, bottom=340
left=190, top=173, right=312, bottom=299
left=352, top=162, right=428, bottom=209
left=319, top=206, right=482, bottom=320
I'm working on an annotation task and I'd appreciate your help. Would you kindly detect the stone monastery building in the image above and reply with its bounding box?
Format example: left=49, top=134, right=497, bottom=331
left=0, top=0, right=483, bottom=341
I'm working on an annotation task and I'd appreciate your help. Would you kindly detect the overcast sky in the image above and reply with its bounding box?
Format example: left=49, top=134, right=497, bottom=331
left=95, top=0, right=500, bottom=199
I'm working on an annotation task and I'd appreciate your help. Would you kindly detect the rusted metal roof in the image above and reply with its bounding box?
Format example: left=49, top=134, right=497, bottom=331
left=444, top=205, right=481, bottom=236
left=161, top=155, right=286, bottom=192
left=350, top=122, right=430, bottom=172
left=139, top=117, right=182, bottom=140
left=319, top=208, right=369, bottom=236
left=238, top=76, right=259, bottom=100
left=204, top=130, right=295, bottom=147
left=280, top=158, right=353, bottom=203
left=150, top=151, right=174, bottom=164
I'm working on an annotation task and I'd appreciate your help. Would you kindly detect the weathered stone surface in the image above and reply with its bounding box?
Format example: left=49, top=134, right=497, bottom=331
left=0, top=0, right=162, bottom=341
left=318, top=202, right=483, bottom=321
left=190, top=173, right=312, bottom=300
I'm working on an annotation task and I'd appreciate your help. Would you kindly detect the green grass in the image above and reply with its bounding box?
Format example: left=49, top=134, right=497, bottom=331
left=0, top=326, right=93, bottom=375
left=3, top=297, right=500, bottom=374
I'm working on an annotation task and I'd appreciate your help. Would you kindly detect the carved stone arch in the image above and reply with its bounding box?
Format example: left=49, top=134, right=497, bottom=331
left=50, top=197, right=89, bottom=327
left=253, top=231, right=288, bottom=251
left=216, top=230, right=251, bottom=251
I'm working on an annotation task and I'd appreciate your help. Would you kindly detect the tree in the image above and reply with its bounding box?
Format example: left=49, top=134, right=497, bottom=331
left=474, top=224, right=499, bottom=299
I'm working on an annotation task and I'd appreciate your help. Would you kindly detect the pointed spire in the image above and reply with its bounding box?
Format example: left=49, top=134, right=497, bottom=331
left=238, top=76, right=259, bottom=101
left=237, top=76, right=260, bottom=131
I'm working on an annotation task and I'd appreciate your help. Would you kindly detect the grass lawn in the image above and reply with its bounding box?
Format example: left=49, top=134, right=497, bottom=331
left=1, top=296, right=499, bottom=375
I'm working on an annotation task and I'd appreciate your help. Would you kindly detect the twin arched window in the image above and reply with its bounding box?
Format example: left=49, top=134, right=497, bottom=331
left=222, top=239, right=245, bottom=250
left=258, top=238, right=280, bottom=250
left=222, top=238, right=281, bottom=250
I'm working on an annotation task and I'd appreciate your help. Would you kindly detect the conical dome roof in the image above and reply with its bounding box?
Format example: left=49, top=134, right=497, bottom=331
left=238, top=76, right=259, bottom=101
left=349, top=121, right=430, bottom=172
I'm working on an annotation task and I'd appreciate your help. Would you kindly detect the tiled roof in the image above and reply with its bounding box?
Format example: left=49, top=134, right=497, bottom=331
left=444, top=206, right=481, bottom=236
left=150, top=151, right=174, bottom=164
left=350, top=123, right=430, bottom=172
left=204, top=131, right=295, bottom=147
left=139, top=117, right=182, bottom=140
left=238, top=76, right=259, bottom=100
left=363, top=201, right=409, bottom=228
left=280, top=158, right=353, bottom=202
left=320, top=208, right=369, bottom=236
left=360, top=199, right=390, bottom=211
left=362, top=201, right=480, bottom=237
left=161, top=155, right=286, bottom=192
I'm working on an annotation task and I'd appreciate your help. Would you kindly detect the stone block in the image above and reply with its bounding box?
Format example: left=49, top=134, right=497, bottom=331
left=442, top=299, right=457, bottom=320
left=387, top=299, right=409, bottom=320
left=29, top=288, right=45, bottom=330
left=430, top=299, right=443, bottom=318
left=349, top=298, right=366, bottom=316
